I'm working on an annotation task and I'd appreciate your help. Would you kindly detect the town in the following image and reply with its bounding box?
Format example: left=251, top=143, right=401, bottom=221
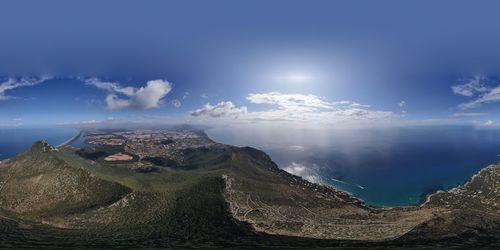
left=84, top=129, right=224, bottom=163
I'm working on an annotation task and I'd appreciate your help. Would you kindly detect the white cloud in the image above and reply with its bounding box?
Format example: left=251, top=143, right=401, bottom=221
left=476, top=119, right=500, bottom=129
left=86, top=78, right=172, bottom=111
left=288, top=145, right=305, bottom=151
left=458, top=85, right=500, bottom=109
left=247, top=92, right=333, bottom=111
left=483, top=120, right=495, bottom=126
left=171, top=99, right=181, bottom=108
left=182, top=92, right=190, bottom=100
left=398, top=101, right=407, bottom=116
left=191, top=92, right=395, bottom=127
left=0, top=76, right=50, bottom=101
left=80, top=119, right=100, bottom=124
left=85, top=78, right=136, bottom=96
left=450, top=75, right=500, bottom=110
left=246, top=92, right=394, bottom=124
left=190, top=101, right=248, bottom=118
left=451, top=75, right=489, bottom=97
left=201, top=93, right=209, bottom=99
left=246, top=92, right=375, bottom=113
left=452, top=112, right=488, bottom=117
left=66, top=117, right=117, bottom=126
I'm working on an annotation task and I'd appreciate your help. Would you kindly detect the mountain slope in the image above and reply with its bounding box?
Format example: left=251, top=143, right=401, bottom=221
left=397, top=165, right=500, bottom=246
left=0, top=141, right=131, bottom=218
left=222, top=147, right=439, bottom=241
left=0, top=141, right=254, bottom=240
left=0, top=136, right=499, bottom=248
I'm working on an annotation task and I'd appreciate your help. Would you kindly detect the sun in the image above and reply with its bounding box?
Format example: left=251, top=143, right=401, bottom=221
left=285, top=73, right=312, bottom=83
left=277, top=73, right=314, bottom=84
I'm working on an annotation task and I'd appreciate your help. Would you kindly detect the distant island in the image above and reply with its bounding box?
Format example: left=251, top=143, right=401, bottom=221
left=0, top=128, right=499, bottom=249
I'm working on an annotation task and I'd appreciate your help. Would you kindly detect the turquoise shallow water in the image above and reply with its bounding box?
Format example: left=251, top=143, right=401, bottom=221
left=207, top=125, right=500, bottom=207
left=0, top=128, right=78, bottom=160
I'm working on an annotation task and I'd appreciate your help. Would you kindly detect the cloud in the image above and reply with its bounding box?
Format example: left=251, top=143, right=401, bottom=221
left=452, top=112, right=488, bottom=117
left=246, top=92, right=374, bottom=112
left=191, top=92, right=395, bottom=127
left=451, top=75, right=500, bottom=110
left=247, top=92, right=333, bottom=111
left=190, top=101, right=248, bottom=118
left=201, top=93, right=209, bottom=99
left=288, top=145, right=305, bottom=151
left=398, top=101, right=407, bottom=116
left=182, top=92, right=190, bottom=100
left=64, top=117, right=117, bottom=127
left=246, top=92, right=394, bottom=124
left=85, top=78, right=136, bottom=96
left=80, top=119, right=100, bottom=124
left=484, top=120, right=495, bottom=126
left=458, top=85, right=500, bottom=109
left=171, top=99, right=181, bottom=108
left=86, top=78, right=172, bottom=111
left=451, top=75, right=489, bottom=97
left=0, top=76, right=50, bottom=101
left=477, top=119, right=500, bottom=129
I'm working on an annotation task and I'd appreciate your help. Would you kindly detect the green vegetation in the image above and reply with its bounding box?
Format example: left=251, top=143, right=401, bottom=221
left=0, top=132, right=499, bottom=249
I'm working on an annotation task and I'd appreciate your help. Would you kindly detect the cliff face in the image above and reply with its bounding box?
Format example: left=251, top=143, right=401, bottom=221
left=0, top=139, right=499, bottom=248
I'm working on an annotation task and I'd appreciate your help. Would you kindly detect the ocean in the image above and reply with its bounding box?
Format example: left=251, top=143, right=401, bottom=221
left=2, top=126, right=499, bottom=208
left=206, top=125, right=500, bottom=207
left=0, top=128, right=78, bottom=160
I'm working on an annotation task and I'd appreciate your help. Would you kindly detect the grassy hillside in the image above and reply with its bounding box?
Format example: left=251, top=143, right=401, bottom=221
left=0, top=141, right=130, bottom=218
left=0, top=138, right=499, bottom=248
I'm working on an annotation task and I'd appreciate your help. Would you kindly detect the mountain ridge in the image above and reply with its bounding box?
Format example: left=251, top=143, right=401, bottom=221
left=1, top=133, right=499, bottom=248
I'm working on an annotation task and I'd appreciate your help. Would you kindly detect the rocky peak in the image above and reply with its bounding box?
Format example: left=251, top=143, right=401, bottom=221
left=30, top=140, right=58, bottom=153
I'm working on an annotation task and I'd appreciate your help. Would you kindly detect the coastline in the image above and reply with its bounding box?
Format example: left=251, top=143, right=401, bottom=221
left=57, top=130, right=83, bottom=148
left=318, top=164, right=497, bottom=210
left=282, top=163, right=497, bottom=209
left=419, top=164, right=497, bottom=207
left=0, top=127, right=79, bottom=161
left=2, top=127, right=497, bottom=211
left=204, top=127, right=500, bottom=209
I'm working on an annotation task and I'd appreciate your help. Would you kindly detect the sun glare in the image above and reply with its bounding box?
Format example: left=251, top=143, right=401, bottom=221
left=278, top=73, right=313, bottom=83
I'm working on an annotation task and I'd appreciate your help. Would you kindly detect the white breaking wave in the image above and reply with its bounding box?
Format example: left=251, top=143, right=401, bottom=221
left=330, top=178, right=365, bottom=190
left=283, top=162, right=321, bottom=183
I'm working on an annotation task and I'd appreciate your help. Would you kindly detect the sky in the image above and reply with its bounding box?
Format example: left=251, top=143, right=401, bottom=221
left=2, top=0, right=500, bottom=129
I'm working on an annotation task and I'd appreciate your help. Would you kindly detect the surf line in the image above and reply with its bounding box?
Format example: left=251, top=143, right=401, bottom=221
left=330, top=178, right=365, bottom=190
left=58, top=130, right=83, bottom=148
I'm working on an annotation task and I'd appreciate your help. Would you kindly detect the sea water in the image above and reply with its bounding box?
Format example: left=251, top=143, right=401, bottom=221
left=0, top=127, right=78, bottom=160
left=2, top=126, right=499, bottom=207
left=207, top=125, right=500, bottom=207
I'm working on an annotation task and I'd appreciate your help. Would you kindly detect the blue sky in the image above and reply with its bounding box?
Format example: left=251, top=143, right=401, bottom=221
left=2, top=0, right=500, bottom=128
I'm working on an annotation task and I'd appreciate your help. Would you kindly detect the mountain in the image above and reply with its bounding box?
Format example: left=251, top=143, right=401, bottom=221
left=399, top=165, right=500, bottom=245
left=0, top=130, right=499, bottom=249
left=0, top=141, right=130, bottom=218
